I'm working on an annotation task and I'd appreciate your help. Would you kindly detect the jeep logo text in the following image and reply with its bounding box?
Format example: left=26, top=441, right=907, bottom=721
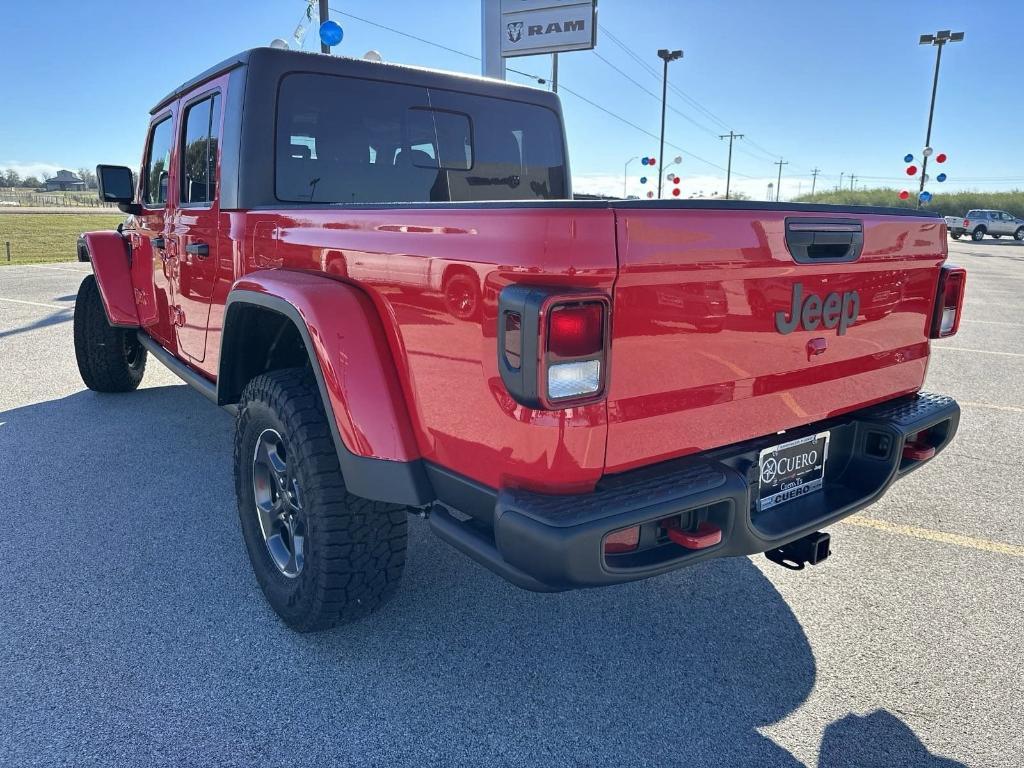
left=775, top=283, right=859, bottom=336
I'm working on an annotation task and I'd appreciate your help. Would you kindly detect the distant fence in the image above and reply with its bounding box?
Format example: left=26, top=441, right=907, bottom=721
left=0, top=188, right=118, bottom=209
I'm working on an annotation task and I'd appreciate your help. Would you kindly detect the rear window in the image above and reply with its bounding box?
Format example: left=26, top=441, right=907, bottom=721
left=275, top=73, right=566, bottom=203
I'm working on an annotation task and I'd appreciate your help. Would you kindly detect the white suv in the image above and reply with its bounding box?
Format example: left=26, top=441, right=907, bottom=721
left=960, top=210, right=1024, bottom=242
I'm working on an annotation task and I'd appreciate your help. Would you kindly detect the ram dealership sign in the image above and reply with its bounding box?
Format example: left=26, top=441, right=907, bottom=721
left=500, top=0, right=597, bottom=58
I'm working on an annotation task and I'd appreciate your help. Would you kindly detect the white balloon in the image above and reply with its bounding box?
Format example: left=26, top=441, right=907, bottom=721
left=363, top=50, right=383, bottom=62
left=922, top=147, right=934, bottom=157
left=270, top=38, right=290, bottom=50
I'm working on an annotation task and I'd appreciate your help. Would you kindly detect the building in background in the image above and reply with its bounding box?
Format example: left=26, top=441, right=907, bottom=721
left=44, top=170, right=86, bottom=192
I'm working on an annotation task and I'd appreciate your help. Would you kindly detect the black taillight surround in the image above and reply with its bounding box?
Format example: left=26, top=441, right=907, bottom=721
left=497, top=285, right=610, bottom=410
left=929, top=264, right=966, bottom=339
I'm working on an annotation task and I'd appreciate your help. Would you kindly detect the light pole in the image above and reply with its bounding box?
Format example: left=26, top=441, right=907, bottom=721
left=656, top=48, right=683, bottom=199
left=319, top=0, right=330, bottom=53
left=623, top=156, right=638, bottom=198
left=918, top=30, right=964, bottom=206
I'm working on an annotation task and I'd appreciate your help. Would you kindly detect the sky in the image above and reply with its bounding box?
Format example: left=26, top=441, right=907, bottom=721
left=2, top=0, right=1021, bottom=201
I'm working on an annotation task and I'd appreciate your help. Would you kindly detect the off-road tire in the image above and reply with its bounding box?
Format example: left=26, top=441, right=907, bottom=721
left=971, top=227, right=986, bottom=242
left=73, top=274, right=147, bottom=392
left=1015, top=227, right=1024, bottom=241
left=234, top=368, right=407, bottom=632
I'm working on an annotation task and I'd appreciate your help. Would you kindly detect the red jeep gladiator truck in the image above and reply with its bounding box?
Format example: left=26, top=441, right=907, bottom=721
left=75, top=48, right=965, bottom=631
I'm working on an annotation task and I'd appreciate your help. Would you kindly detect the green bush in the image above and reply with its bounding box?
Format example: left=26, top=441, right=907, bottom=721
left=793, top=187, right=1024, bottom=218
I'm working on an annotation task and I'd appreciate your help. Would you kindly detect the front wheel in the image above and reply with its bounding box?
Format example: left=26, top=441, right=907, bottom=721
left=1015, top=228, right=1024, bottom=241
left=971, top=228, right=986, bottom=242
left=234, top=368, right=408, bottom=632
left=950, top=232, right=962, bottom=240
left=73, top=275, right=147, bottom=392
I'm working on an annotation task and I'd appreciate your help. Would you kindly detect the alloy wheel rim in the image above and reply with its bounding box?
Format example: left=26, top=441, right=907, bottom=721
left=252, top=428, right=305, bottom=578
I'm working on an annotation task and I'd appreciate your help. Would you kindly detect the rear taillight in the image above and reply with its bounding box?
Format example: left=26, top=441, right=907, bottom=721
left=963, top=219, right=969, bottom=228
left=930, top=265, right=966, bottom=338
left=498, top=287, right=610, bottom=409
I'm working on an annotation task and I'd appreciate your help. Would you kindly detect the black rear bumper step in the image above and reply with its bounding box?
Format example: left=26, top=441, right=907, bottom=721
left=429, top=392, right=960, bottom=591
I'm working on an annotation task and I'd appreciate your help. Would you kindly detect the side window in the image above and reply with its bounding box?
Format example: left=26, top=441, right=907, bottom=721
left=180, top=93, right=222, bottom=205
left=143, top=116, right=173, bottom=206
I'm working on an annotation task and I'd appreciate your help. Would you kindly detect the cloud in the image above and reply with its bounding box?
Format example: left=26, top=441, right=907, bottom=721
left=0, top=161, right=70, bottom=180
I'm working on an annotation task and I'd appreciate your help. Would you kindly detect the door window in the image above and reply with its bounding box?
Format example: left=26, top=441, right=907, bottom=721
left=180, top=93, right=222, bottom=205
left=143, top=116, right=173, bottom=206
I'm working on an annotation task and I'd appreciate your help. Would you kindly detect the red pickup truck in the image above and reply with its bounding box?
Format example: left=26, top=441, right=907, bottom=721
left=75, top=48, right=965, bottom=631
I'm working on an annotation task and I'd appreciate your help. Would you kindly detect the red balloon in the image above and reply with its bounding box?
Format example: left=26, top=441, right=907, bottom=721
left=936, top=153, right=947, bottom=164
left=898, top=190, right=910, bottom=200
left=649, top=157, right=657, bottom=165
left=906, top=165, right=918, bottom=176
left=674, top=177, right=681, bottom=185
left=672, top=188, right=681, bottom=197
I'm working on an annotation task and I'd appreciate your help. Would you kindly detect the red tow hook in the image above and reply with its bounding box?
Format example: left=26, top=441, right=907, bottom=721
left=661, top=520, right=722, bottom=550
left=903, top=441, right=936, bottom=461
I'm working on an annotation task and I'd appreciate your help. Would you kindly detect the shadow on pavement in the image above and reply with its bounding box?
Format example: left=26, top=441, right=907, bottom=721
left=0, top=385, right=956, bottom=767
left=819, top=710, right=967, bottom=767
left=0, top=307, right=72, bottom=341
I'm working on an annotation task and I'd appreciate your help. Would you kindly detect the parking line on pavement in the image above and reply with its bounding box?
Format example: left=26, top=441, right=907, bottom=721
left=959, top=319, right=1024, bottom=327
left=843, top=516, right=1024, bottom=558
left=934, top=346, right=1024, bottom=358
left=18, top=263, right=91, bottom=273
left=0, top=296, right=72, bottom=311
left=961, top=401, right=1024, bottom=413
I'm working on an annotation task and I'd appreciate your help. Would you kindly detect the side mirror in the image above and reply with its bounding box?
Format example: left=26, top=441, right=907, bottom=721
left=96, top=164, right=141, bottom=214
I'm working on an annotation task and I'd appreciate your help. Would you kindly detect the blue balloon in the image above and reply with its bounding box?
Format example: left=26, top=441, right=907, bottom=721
left=919, top=191, right=932, bottom=203
left=903, top=154, right=914, bottom=163
left=641, top=157, right=649, bottom=166
left=937, top=173, right=947, bottom=183
left=319, top=20, right=344, bottom=47
left=640, top=176, right=648, bottom=184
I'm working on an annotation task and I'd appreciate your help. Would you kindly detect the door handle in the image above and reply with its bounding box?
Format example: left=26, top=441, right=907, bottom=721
left=185, top=242, right=209, bottom=258
left=151, top=236, right=166, bottom=250
left=785, top=219, right=863, bottom=264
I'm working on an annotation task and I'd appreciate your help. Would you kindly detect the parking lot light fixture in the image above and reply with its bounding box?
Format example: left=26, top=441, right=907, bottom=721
left=917, top=29, right=964, bottom=207
left=656, top=48, right=683, bottom=198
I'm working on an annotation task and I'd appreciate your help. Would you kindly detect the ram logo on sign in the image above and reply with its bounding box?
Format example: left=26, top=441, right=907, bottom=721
left=500, top=0, right=597, bottom=58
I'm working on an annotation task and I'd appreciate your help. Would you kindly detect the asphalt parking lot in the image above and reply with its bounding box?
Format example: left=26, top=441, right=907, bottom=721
left=0, top=242, right=1021, bottom=767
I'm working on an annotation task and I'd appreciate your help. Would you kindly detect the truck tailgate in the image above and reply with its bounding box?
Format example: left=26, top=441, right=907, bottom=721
left=606, top=206, right=946, bottom=473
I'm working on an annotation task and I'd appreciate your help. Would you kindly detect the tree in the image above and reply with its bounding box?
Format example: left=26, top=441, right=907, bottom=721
left=23, top=176, right=42, bottom=189
left=78, top=167, right=97, bottom=189
left=3, top=169, right=21, bottom=188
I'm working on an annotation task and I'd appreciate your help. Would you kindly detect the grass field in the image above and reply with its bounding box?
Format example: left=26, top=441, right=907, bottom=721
left=794, top=187, right=1024, bottom=218
left=0, top=213, right=124, bottom=264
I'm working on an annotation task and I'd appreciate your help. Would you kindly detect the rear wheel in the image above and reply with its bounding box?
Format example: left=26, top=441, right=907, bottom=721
left=971, top=227, right=986, bottom=242
left=950, top=232, right=962, bottom=240
left=234, top=368, right=407, bottom=632
left=1015, top=227, right=1024, bottom=241
left=73, top=275, right=146, bottom=392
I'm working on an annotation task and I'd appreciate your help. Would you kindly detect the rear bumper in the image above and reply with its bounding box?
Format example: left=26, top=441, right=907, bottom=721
left=429, top=392, right=959, bottom=591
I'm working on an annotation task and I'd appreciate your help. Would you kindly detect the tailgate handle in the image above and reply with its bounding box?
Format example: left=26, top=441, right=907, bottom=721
left=785, top=218, right=863, bottom=264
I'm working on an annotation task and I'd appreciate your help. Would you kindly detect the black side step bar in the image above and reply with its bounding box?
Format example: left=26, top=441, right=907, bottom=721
left=135, top=331, right=236, bottom=414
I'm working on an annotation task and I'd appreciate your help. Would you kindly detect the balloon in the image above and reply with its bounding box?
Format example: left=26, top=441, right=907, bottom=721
left=640, top=176, right=647, bottom=184
left=922, top=173, right=930, bottom=182
left=666, top=173, right=675, bottom=182
left=936, top=153, right=947, bottom=163
left=672, top=188, right=681, bottom=197
left=922, top=147, right=934, bottom=158
left=919, top=191, right=932, bottom=203
left=319, top=20, right=344, bottom=47
left=903, top=154, right=914, bottom=163
left=937, top=173, right=947, bottom=183
left=649, top=157, right=657, bottom=165
left=674, top=155, right=683, bottom=164
left=673, top=176, right=681, bottom=185
left=906, top=165, right=918, bottom=176
left=898, top=190, right=910, bottom=200
left=647, top=191, right=655, bottom=199
left=641, top=157, right=649, bottom=166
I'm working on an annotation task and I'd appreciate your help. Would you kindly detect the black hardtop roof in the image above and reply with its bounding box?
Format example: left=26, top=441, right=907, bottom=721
left=150, top=47, right=555, bottom=115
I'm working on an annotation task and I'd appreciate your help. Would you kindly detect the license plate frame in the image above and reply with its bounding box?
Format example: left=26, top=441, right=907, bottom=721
left=757, top=431, right=830, bottom=512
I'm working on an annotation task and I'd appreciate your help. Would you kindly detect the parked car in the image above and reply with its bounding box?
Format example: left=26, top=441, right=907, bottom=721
left=953, top=209, right=1024, bottom=241
left=74, top=47, right=965, bottom=631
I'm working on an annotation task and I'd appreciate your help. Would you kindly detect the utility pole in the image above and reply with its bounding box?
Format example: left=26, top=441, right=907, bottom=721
left=656, top=48, right=683, bottom=199
left=917, top=30, right=964, bottom=207
left=718, top=131, right=744, bottom=200
left=551, top=53, right=559, bottom=93
left=319, top=0, right=330, bottom=53
left=773, top=159, right=788, bottom=202
left=810, top=167, right=821, bottom=195
left=849, top=174, right=857, bottom=191
left=623, top=156, right=638, bottom=198
left=838, top=172, right=844, bottom=191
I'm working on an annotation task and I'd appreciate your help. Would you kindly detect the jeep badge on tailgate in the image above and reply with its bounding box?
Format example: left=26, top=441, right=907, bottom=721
left=776, top=283, right=860, bottom=335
